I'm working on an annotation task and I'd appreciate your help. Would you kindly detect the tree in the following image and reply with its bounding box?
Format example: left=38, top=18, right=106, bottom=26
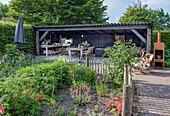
left=119, top=0, right=170, bottom=30
left=7, top=0, right=108, bottom=25
left=0, top=2, right=8, bottom=19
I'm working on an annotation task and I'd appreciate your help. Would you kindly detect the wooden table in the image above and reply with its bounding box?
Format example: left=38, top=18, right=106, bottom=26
left=41, top=44, right=70, bottom=57
left=68, top=47, right=87, bottom=58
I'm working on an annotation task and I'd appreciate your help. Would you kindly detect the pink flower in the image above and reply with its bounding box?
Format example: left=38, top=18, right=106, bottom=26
left=35, top=98, right=39, bottom=101
left=69, top=87, right=72, bottom=92
left=0, top=103, right=5, bottom=114
left=84, top=91, right=87, bottom=94
left=106, top=98, right=110, bottom=101
left=69, top=70, right=74, bottom=73
left=106, top=103, right=110, bottom=107
left=113, top=97, right=119, bottom=100
left=74, top=89, right=78, bottom=94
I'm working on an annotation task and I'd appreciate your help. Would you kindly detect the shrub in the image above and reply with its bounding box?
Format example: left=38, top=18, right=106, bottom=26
left=0, top=21, right=35, bottom=55
left=104, top=40, right=138, bottom=85
left=0, top=59, right=95, bottom=115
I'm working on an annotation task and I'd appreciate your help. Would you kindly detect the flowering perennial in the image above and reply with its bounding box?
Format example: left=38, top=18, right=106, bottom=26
left=95, top=73, right=108, bottom=97
left=106, top=96, right=123, bottom=115
left=69, top=85, right=91, bottom=105
left=0, top=103, right=5, bottom=114
left=35, top=93, right=46, bottom=101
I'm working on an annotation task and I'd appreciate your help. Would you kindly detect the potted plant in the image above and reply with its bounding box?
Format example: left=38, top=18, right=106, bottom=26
left=45, top=40, right=51, bottom=45
left=80, top=41, right=90, bottom=48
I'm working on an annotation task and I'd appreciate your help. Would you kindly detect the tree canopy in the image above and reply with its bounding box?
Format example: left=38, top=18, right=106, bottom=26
left=0, top=2, right=8, bottom=19
left=119, top=0, right=170, bottom=30
left=7, top=0, right=109, bottom=25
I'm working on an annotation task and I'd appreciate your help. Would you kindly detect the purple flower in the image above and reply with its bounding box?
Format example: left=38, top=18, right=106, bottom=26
left=94, top=95, right=98, bottom=105
left=26, top=77, right=27, bottom=78
left=33, top=73, right=35, bottom=75
left=104, top=73, right=106, bottom=82
left=44, top=77, right=47, bottom=79
left=95, top=75, right=97, bottom=80
left=101, top=74, right=103, bottom=81
left=0, top=98, right=3, bottom=100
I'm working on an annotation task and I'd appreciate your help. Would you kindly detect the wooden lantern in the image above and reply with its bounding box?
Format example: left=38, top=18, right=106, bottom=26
left=153, top=32, right=164, bottom=69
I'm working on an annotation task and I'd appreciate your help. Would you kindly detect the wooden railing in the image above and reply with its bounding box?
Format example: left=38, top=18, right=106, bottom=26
left=122, top=63, right=133, bottom=116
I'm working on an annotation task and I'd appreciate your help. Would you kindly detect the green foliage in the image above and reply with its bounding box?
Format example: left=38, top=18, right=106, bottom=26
left=104, top=40, right=138, bottom=85
left=0, top=2, right=8, bottom=19
left=8, top=0, right=108, bottom=25
left=67, top=104, right=78, bottom=116
left=95, top=74, right=108, bottom=97
left=152, top=30, right=170, bottom=67
left=72, top=65, right=96, bottom=85
left=55, top=105, right=65, bottom=116
left=0, top=59, right=95, bottom=115
left=0, top=21, right=35, bottom=55
left=0, top=44, right=32, bottom=78
left=119, top=0, right=170, bottom=30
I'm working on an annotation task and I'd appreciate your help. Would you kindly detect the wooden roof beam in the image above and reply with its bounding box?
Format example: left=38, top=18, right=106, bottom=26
left=38, top=31, right=49, bottom=43
left=37, top=25, right=150, bottom=31
left=131, top=29, right=146, bottom=44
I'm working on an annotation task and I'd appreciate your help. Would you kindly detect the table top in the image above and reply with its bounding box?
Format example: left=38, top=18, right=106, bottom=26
left=41, top=44, right=70, bottom=48
left=69, top=47, right=88, bottom=50
left=17, top=47, right=30, bottom=49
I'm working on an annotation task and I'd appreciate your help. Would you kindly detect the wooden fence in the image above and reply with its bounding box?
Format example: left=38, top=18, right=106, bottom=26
left=122, top=63, right=133, bottom=116
left=31, top=55, right=108, bottom=74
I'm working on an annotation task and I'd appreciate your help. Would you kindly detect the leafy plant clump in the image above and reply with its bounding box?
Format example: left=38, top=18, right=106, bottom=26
left=104, top=40, right=139, bottom=86
left=69, top=85, right=91, bottom=105
left=0, top=59, right=95, bottom=115
left=95, top=73, right=108, bottom=97
left=106, top=96, right=123, bottom=116
left=0, top=44, right=32, bottom=78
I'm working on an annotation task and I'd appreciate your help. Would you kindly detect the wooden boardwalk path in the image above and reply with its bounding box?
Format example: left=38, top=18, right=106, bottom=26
left=133, top=67, right=170, bottom=116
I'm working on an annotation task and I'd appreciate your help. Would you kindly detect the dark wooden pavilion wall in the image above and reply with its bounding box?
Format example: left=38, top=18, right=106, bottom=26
left=40, top=31, right=147, bottom=57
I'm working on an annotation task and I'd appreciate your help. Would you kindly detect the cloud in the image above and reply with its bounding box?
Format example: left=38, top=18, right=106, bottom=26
left=141, top=0, right=170, bottom=13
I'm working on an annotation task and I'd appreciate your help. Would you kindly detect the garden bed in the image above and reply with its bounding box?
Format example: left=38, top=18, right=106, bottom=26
left=41, top=87, right=123, bottom=116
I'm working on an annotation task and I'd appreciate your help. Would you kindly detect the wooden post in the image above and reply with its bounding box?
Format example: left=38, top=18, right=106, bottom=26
left=36, top=30, right=40, bottom=56
left=86, top=57, right=89, bottom=67
left=146, top=28, right=151, bottom=53
left=122, top=84, right=131, bottom=116
left=122, top=64, right=132, bottom=116
left=124, top=64, right=128, bottom=84
left=128, top=66, right=133, bottom=115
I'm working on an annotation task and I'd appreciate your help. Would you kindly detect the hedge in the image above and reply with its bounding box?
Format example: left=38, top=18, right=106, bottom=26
left=152, top=30, right=170, bottom=50
left=0, top=21, right=35, bottom=55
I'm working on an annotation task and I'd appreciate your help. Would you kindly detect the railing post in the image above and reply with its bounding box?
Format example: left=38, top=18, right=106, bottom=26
left=85, top=56, right=89, bottom=67
left=122, top=63, right=131, bottom=116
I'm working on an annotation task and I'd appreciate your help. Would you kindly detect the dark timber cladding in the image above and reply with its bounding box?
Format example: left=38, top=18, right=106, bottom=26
left=32, top=22, right=153, bottom=56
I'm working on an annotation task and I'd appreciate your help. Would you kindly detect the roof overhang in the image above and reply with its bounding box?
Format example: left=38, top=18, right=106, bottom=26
left=32, top=22, right=153, bottom=34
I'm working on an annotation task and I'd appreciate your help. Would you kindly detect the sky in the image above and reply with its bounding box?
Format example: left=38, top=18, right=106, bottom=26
left=1, top=0, right=170, bottom=23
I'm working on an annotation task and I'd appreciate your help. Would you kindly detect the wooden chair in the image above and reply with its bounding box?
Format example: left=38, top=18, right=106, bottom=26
left=82, top=46, right=95, bottom=57
left=133, top=53, right=154, bottom=74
